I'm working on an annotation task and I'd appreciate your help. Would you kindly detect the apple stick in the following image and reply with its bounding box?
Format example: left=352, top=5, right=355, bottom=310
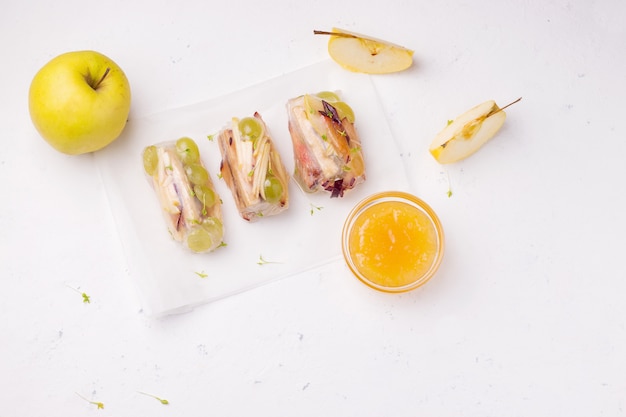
left=488, top=97, right=522, bottom=117
left=93, top=67, right=110, bottom=89
left=313, top=30, right=358, bottom=39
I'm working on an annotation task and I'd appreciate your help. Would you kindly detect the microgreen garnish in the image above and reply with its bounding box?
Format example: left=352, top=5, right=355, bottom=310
left=67, top=285, right=91, bottom=303
left=337, top=129, right=347, bottom=137
left=446, top=172, right=453, bottom=197
left=321, top=134, right=328, bottom=141
left=75, top=392, right=104, bottom=409
left=257, top=255, right=281, bottom=265
left=138, top=391, right=169, bottom=405
left=350, top=146, right=361, bottom=153
left=195, top=271, right=208, bottom=278
left=218, top=241, right=227, bottom=248
left=217, top=172, right=223, bottom=179
left=447, top=119, right=453, bottom=126
left=310, top=203, right=324, bottom=215
left=342, top=165, right=351, bottom=172
left=201, top=194, right=208, bottom=215
left=207, top=134, right=215, bottom=141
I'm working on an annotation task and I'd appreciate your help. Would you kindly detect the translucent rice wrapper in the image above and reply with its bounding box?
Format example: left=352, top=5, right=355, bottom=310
left=217, top=112, right=290, bottom=222
left=286, top=91, right=366, bottom=198
left=142, top=138, right=224, bottom=253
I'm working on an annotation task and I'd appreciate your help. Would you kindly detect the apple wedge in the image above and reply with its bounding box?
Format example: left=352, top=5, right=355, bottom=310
left=314, top=28, right=413, bottom=74
left=429, top=98, right=521, bottom=164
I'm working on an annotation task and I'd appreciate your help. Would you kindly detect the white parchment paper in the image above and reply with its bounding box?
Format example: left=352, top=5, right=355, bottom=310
left=95, top=60, right=411, bottom=317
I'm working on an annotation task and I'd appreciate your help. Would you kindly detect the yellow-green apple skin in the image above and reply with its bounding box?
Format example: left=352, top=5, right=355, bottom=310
left=28, top=50, right=131, bottom=155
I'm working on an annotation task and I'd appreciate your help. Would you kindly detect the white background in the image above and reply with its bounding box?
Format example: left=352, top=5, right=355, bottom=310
left=2, top=0, right=625, bottom=416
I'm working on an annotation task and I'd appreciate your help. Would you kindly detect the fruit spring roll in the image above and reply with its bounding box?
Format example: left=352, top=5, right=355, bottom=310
left=142, top=137, right=224, bottom=253
left=286, top=91, right=365, bottom=198
left=217, top=112, right=289, bottom=222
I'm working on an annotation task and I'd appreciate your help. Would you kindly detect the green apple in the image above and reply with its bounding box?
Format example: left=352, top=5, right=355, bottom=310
left=29, top=50, right=131, bottom=155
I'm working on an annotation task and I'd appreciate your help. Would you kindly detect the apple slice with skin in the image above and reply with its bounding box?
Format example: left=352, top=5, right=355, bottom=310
left=429, top=98, right=521, bottom=164
left=314, top=28, right=413, bottom=74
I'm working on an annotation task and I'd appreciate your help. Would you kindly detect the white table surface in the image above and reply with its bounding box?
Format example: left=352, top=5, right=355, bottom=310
left=2, top=1, right=625, bottom=415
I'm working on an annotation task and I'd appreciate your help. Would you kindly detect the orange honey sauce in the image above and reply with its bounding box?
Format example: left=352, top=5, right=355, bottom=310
left=342, top=191, right=444, bottom=292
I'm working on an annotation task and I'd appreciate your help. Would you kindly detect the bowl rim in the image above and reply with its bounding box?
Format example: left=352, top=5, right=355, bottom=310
left=341, top=190, right=445, bottom=293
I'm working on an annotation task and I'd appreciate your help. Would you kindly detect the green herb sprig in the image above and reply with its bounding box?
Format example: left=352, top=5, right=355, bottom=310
left=66, top=285, right=91, bottom=304
left=138, top=391, right=169, bottom=405
left=75, top=392, right=104, bottom=409
left=257, top=255, right=282, bottom=266
left=310, top=203, right=324, bottom=216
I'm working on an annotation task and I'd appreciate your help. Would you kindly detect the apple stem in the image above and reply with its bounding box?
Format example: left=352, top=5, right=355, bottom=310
left=313, top=30, right=357, bottom=39
left=489, top=97, right=522, bottom=117
left=93, top=67, right=111, bottom=90
left=499, top=97, right=522, bottom=111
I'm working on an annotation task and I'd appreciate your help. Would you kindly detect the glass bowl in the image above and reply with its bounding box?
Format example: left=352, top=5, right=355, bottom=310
left=341, top=191, right=444, bottom=293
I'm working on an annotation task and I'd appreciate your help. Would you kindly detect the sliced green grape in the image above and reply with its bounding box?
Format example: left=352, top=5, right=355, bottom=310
left=238, top=117, right=263, bottom=142
left=176, top=137, right=200, bottom=164
left=315, top=91, right=340, bottom=102
left=187, top=217, right=223, bottom=252
left=332, top=101, right=355, bottom=123
left=263, top=176, right=283, bottom=204
left=202, top=216, right=223, bottom=234
left=304, top=94, right=324, bottom=116
left=185, top=163, right=209, bottom=185
left=187, top=226, right=213, bottom=253
left=193, top=184, right=216, bottom=209
left=142, top=145, right=158, bottom=176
